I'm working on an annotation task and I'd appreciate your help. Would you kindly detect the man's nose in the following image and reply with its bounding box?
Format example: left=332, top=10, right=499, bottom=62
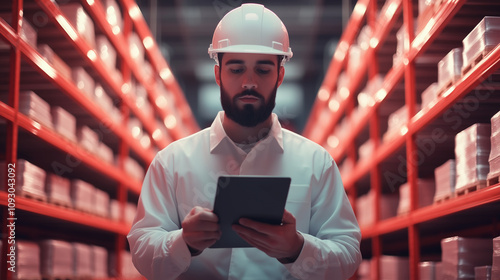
left=242, top=73, right=257, bottom=90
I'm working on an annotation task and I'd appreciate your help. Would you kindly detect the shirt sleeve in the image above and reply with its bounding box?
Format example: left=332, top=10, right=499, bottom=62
left=127, top=154, right=192, bottom=280
left=285, top=152, right=362, bottom=280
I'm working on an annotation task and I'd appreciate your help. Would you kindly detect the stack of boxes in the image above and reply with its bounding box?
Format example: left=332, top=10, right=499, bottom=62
left=19, top=91, right=53, bottom=129
left=441, top=236, right=492, bottom=279
left=488, top=112, right=500, bottom=181
left=461, top=17, right=500, bottom=74
left=356, top=190, right=399, bottom=226
left=397, top=179, right=435, bottom=214
left=454, top=124, right=491, bottom=193
left=0, top=159, right=47, bottom=201
left=437, top=48, right=463, bottom=94
left=493, top=236, right=500, bottom=279
left=434, top=160, right=456, bottom=202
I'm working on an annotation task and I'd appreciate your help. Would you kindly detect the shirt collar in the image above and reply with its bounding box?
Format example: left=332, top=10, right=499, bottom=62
left=210, top=111, right=284, bottom=154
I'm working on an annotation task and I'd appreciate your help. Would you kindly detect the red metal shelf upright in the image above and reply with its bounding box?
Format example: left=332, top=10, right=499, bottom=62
left=0, top=0, right=198, bottom=279
left=304, top=0, right=500, bottom=279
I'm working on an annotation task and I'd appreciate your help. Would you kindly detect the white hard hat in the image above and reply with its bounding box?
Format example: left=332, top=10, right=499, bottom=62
left=208, top=3, right=293, bottom=65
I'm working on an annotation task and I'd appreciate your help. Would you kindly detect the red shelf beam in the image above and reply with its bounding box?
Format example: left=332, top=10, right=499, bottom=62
left=361, top=183, right=500, bottom=238
left=0, top=192, right=130, bottom=235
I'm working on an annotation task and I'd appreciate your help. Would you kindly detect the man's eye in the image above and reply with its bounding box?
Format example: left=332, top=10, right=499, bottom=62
left=230, top=68, right=244, bottom=74
left=257, top=69, right=271, bottom=74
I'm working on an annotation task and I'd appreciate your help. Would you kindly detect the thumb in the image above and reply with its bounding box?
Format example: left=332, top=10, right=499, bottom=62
left=282, top=209, right=296, bottom=225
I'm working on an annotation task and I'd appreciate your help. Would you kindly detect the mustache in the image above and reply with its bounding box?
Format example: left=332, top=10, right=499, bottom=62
left=234, top=90, right=264, bottom=100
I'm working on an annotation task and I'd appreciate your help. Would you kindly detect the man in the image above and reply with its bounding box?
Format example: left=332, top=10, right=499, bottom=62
left=128, top=3, right=361, bottom=279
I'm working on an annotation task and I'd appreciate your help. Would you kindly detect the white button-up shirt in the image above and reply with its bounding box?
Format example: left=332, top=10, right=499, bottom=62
left=128, top=112, right=361, bottom=280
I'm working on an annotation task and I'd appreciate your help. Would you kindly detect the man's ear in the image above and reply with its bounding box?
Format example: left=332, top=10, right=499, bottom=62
left=214, top=64, right=221, bottom=86
left=277, top=66, right=285, bottom=87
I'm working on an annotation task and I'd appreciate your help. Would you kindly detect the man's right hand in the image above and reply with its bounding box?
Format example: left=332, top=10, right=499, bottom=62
left=181, top=206, right=221, bottom=255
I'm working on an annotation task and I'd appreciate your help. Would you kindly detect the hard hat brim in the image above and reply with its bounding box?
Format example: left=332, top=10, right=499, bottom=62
left=209, top=45, right=292, bottom=61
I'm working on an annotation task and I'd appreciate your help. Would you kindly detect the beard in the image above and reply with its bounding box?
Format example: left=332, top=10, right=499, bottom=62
left=220, top=83, right=277, bottom=127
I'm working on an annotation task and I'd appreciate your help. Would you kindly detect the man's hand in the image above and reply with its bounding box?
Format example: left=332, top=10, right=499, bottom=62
left=181, top=206, right=221, bottom=255
left=232, top=209, right=304, bottom=263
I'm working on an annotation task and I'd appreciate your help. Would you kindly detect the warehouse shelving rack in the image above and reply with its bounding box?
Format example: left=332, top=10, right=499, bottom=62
left=303, top=0, right=500, bottom=279
left=0, top=0, right=198, bottom=278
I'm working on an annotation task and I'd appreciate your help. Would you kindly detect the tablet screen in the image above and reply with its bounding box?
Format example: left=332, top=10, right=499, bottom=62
left=210, top=176, right=291, bottom=248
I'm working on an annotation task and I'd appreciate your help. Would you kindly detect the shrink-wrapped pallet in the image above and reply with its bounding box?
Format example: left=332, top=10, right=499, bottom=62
left=380, top=255, right=409, bottom=280
left=19, top=91, right=53, bottom=129
left=435, top=262, right=444, bottom=280
left=0, top=15, right=37, bottom=49
left=358, top=139, right=374, bottom=160
left=96, top=35, right=116, bottom=71
left=15, top=241, right=42, bottom=280
left=356, top=191, right=399, bottom=226
left=125, top=202, right=138, bottom=225
left=94, top=83, right=115, bottom=113
left=421, top=82, right=439, bottom=109
left=455, top=124, right=491, bottom=191
left=45, top=173, right=72, bottom=207
left=129, top=32, right=144, bottom=66
left=357, top=25, right=372, bottom=51
left=71, top=179, right=95, bottom=213
left=420, top=261, right=436, bottom=280
left=104, top=0, right=123, bottom=34
left=59, top=3, right=96, bottom=48
left=77, top=125, right=99, bottom=154
left=124, top=156, right=145, bottom=182
left=437, top=48, right=463, bottom=92
left=110, top=199, right=121, bottom=221
left=0, top=159, right=47, bottom=201
left=91, top=245, right=108, bottom=278
left=72, top=67, right=95, bottom=100
left=357, top=259, right=371, bottom=280
left=38, top=44, right=72, bottom=81
left=493, top=236, right=500, bottom=280
left=51, top=106, right=76, bottom=142
left=98, top=142, right=114, bottom=164
left=40, top=240, right=74, bottom=279
left=73, top=243, right=92, bottom=278
left=489, top=111, right=500, bottom=173
left=462, top=17, right=500, bottom=72
left=398, top=179, right=435, bottom=214
left=441, top=236, right=493, bottom=280
left=135, top=84, right=153, bottom=117
left=434, top=160, right=456, bottom=202
left=94, top=188, right=110, bottom=217
left=347, top=45, right=361, bottom=78
left=475, top=266, right=491, bottom=280
left=384, top=104, right=421, bottom=141
left=109, top=251, right=141, bottom=278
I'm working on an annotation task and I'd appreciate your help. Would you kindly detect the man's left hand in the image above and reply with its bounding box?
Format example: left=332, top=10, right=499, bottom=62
left=232, top=209, right=304, bottom=263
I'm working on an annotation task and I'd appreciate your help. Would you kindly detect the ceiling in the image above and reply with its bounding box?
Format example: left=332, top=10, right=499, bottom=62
left=136, top=0, right=353, bottom=131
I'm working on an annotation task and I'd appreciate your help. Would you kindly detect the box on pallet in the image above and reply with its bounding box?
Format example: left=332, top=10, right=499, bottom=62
left=45, top=173, right=72, bottom=207
left=40, top=239, right=74, bottom=279
left=434, top=159, right=456, bottom=202
left=455, top=124, right=491, bottom=191
left=19, top=91, right=53, bottom=129
left=441, top=236, right=493, bottom=280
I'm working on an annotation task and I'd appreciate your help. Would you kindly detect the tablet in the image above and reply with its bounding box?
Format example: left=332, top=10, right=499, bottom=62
left=210, top=176, right=291, bottom=248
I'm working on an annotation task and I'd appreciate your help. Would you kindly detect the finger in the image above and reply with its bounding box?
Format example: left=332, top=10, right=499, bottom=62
left=281, top=209, right=296, bottom=224
left=238, top=218, right=277, bottom=235
left=197, top=210, right=219, bottom=222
